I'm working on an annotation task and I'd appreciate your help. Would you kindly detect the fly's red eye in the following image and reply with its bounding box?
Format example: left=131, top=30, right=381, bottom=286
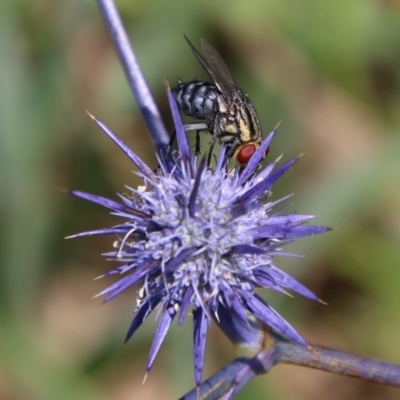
left=237, top=144, right=257, bottom=166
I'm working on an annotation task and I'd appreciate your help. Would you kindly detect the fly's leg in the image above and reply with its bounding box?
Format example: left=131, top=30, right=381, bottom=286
left=154, top=130, right=176, bottom=173
left=206, top=136, right=217, bottom=167
left=184, top=123, right=208, bottom=131
left=194, top=130, right=201, bottom=156
left=184, top=122, right=207, bottom=157
left=166, top=130, right=176, bottom=160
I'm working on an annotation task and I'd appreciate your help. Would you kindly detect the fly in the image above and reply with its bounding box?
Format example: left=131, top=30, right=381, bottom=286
left=171, top=35, right=267, bottom=167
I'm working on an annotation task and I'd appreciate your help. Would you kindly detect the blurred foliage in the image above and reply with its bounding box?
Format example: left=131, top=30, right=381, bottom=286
left=1, top=0, right=400, bottom=399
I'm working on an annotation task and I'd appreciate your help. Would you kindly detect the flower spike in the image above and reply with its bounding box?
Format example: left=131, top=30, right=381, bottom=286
left=71, top=111, right=329, bottom=385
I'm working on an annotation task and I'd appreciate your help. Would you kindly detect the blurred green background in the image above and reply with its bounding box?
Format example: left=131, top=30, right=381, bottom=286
left=1, top=0, right=400, bottom=399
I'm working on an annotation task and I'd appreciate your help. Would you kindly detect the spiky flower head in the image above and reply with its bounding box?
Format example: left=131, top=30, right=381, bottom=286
left=70, top=89, right=328, bottom=386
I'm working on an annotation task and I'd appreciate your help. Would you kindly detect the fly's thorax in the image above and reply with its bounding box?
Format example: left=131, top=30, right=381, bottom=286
left=215, top=100, right=261, bottom=145
left=216, top=95, right=228, bottom=113
left=214, top=97, right=240, bottom=142
left=237, top=113, right=252, bottom=142
left=237, top=101, right=262, bottom=143
left=246, top=101, right=262, bottom=142
left=218, top=114, right=239, bottom=143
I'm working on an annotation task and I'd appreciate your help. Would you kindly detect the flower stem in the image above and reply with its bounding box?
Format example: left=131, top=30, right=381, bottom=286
left=277, top=341, right=400, bottom=387
left=180, top=332, right=400, bottom=399
left=96, top=0, right=170, bottom=153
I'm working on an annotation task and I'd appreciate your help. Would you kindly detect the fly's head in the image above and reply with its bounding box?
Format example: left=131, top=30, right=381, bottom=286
left=233, top=139, right=269, bottom=168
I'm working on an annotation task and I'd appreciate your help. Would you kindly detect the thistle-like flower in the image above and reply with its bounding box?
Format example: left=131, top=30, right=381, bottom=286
left=70, top=89, right=328, bottom=386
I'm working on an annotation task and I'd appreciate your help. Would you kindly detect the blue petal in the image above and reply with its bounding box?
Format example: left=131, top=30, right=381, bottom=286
left=179, top=286, right=194, bottom=326
left=252, top=272, right=292, bottom=295
left=228, top=244, right=265, bottom=255
left=241, top=292, right=307, bottom=346
left=165, top=248, right=198, bottom=273
left=215, top=145, right=227, bottom=171
left=155, top=152, right=175, bottom=175
left=253, top=224, right=296, bottom=239
left=70, top=191, right=129, bottom=212
left=97, top=261, right=160, bottom=302
left=146, top=304, right=177, bottom=372
left=166, top=88, right=191, bottom=162
left=221, top=283, right=248, bottom=323
left=255, top=266, right=319, bottom=301
left=234, top=158, right=298, bottom=208
left=193, top=308, right=209, bottom=387
left=214, top=302, right=262, bottom=348
left=284, top=225, right=331, bottom=238
left=253, top=217, right=324, bottom=240
left=98, top=264, right=131, bottom=276
left=125, top=296, right=162, bottom=343
left=88, top=113, right=156, bottom=179
left=263, top=215, right=316, bottom=225
left=254, top=159, right=278, bottom=182
left=66, top=228, right=127, bottom=239
left=188, top=158, right=206, bottom=218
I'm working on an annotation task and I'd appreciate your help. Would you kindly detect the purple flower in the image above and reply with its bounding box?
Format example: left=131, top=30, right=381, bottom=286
left=70, top=90, right=328, bottom=387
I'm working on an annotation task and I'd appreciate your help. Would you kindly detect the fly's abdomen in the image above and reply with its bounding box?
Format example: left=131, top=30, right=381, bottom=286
left=172, top=81, right=220, bottom=119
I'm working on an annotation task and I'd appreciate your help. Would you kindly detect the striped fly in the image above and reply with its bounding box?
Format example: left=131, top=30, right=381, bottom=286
left=172, top=36, right=267, bottom=167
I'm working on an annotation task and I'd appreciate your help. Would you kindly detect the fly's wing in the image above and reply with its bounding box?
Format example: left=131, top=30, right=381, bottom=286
left=184, top=35, right=236, bottom=102
left=200, top=38, right=237, bottom=96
